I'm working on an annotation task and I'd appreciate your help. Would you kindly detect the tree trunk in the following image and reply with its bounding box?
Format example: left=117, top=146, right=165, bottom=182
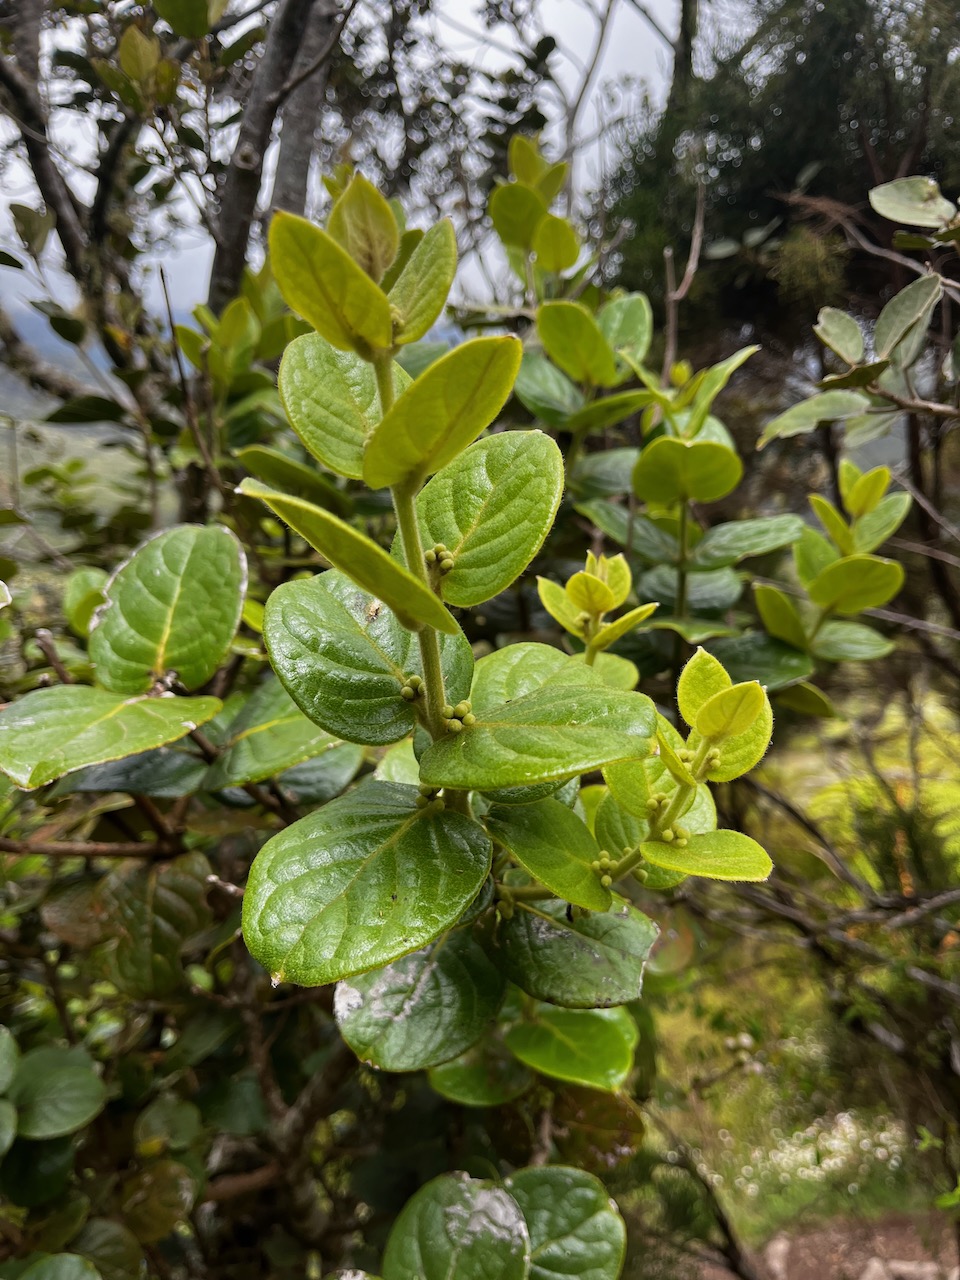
left=664, top=0, right=698, bottom=119
left=269, top=2, right=340, bottom=220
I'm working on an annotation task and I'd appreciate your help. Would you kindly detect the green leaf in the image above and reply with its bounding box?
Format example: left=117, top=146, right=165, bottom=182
left=810, top=495, right=853, bottom=554
left=45, top=395, right=129, bottom=424
left=9, top=1047, right=106, bottom=1139
left=383, top=1173, right=530, bottom=1280
left=686, top=346, right=759, bottom=434
left=72, top=1219, right=144, bottom=1280
left=708, top=633, right=815, bottom=690
left=513, top=353, right=584, bottom=426
left=153, top=0, right=211, bottom=38
left=688, top=515, right=804, bottom=569
left=775, top=682, right=837, bottom=717
left=504, top=1005, right=636, bottom=1091
left=470, top=643, right=600, bottom=716
left=89, top=525, right=245, bottom=694
left=853, top=491, right=911, bottom=553
left=0, top=1136, right=74, bottom=1208
left=0, top=1026, right=20, bottom=1092
left=537, top=302, right=618, bottom=388
left=696, top=681, right=765, bottom=740
left=568, top=449, right=640, bottom=499
left=794, top=526, right=839, bottom=588
left=97, top=853, right=211, bottom=998
left=639, top=564, right=743, bottom=612
left=0, top=1099, right=15, bottom=1160
left=633, top=437, right=742, bottom=504
left=537, top=577, right=586, bottom=638
left=119, top=25, right=159, bottom=81
left=411, top=431, right=563, bottom=608
left=490, top=181, right=548, bottom=249
left=874, top=274, right=942, bottom=359
left=753, top=585, right=807, bottom=650
left=869, top=177, right=956, bottom=228
left=428, top=1041, right=533, bottom=1107
left=598, top=293, right=653, bottom=366
left=269, top=210, right=392, bottom=353
left=242, top=781, right=492, bottom=986
left=591, top=603, right=659, bottom=652
left=263, top=570, right=471, bottom=745
left=388, top=220, right=457, bottom=345
left=239, top=479, right=457, bottom=634
left=118, top=1159, right=196, bottom=1242
left=496, top=898, right=658, bottom=1009
left=811, top=620, right=893, bottom=662
left=678, top=649, right=773, bottom=780
left=642, top=829, right=771, bottom=881
left=203, top=678, right=339, bottom=789
left=566, top=572, right=616, bottom=614
left=506, top=1166, right=626, bottom=1280
left=363, top=336, right=522, bottom=489
left=575, top=500, right=679, bottom=563
left=485, top=799, right=610, bottom=910
left=234, top=445, right=348, bottom=514
left=63, top=567, right=108, bottom=638
left=808, top=554, right=904, bottom=613
left=846, top=465, right=890, bottom=517
left=0, top=686, right=221, bottom=790
left=758, top=391, right=871, bottom=448
left=533, top=213, right=579, bottom=273
left=278, top=335, right=409, bottom=480
left=334, top=927, right=504, bottom=1071
left=327, top=174, right=399, bottom=283
left=677, top=651, right=739, bottom=729
left=814, top=307, right=864, bottom=364
left=20, top=1258, right=101, bottom=1280
left=419, top=685, right=655, bottom=791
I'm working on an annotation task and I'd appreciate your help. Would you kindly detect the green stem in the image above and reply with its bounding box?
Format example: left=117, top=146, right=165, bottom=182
left=675, top=502, right=690, bottom=621
left=375, top=352, right=450, bottom=742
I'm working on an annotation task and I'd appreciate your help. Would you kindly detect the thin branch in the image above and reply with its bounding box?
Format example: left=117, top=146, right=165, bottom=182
left=661, top=181, right=705, bottom=383
left=0, top=836, right=171, bottom=859
left=623, top=0, right=675, bottom=49
left=270, top=0, right=360, bottom=111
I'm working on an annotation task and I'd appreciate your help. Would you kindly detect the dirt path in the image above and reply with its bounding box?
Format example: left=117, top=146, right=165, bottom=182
left=701, top=1213, right=958, bottom=1280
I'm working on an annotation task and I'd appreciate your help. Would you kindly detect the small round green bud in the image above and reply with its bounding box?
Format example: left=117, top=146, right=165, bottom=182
left=600, top=874, right=612, bottom=888
left=432, top=798, right=445, bottom=813
left=462, top=712, right=477, bottom=727
left=435, top=543, right=447, bottom=554
left=400, top=685, right=416, bottom=701
left=407, top=674, right=423, bottom=689
left=453, top=701, right=471, bottom=718
left=591, top=860, right=601, bottom=872
left=424, top=549, right=437, bottom=565
left=447, top=719, right=464, bottom=734
left=419, top=783, right=435, bottom=796
left=661, top=828, right=675, bottom=843
left=415, top=794, right=429, bottom=809
left=633, top=867, right=649, bottom=883
left=675, top=837, right=688, bottom=848
left=442, top=704, right=455, bottom=719
left=646, top=798, right=660, bottom=813
left=439, top=558, right=455, bottom=574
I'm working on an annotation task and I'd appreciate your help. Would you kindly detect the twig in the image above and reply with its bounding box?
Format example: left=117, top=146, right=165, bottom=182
left=160, top=267, right=222, bottom=496
left=0, top=836, right=170, bottom=858
left=34, top=629, right=73, bottom=683
left=661, top=181, right=705, bottom=383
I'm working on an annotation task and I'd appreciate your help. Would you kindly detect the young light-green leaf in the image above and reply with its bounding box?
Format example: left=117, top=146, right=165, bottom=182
left=419, top=685, right=655, bottom=791
left=412, top=431, right=563, bottom=607
left=242, top=780, right=492, bottom=986
left=633, top=437, right=743, bottom=504
left=598, top=292, right=653, bottom=366
left=807, top=554, right=904, bottom=614
left=754, top=584, right=807, bottom=650
left=89, top=525, right=245, bottom=694
left=0, top=686, right=221, bottom=790
left=641, top=829, right=771, bottom=881
left=495, top=898, right=658, bottom=1009
left=532, top=212, right=579, bottom=272
left=334, top=927, right=505, bottom=1071
left=485, top=799, right=610, bottom=910
left=490, top=181, right=548, bottom=250
left=387, top=220, right=458, bottom=345
left=238, top=478, right=458, bottom=634
left=263, top=570, right=472, bottom=745
left=326, top=172, right=399, bottom=282
left=278, top=334, right=410, bottom=480
left=695, top=681, right=766, bottom=740
left=269, top=210, right=393, bottom=352
left=363, top=336, right=522, bottom=489
left=504, top=1005, right=637, bottom=1091
left=537, top=302, right=618, bottom=388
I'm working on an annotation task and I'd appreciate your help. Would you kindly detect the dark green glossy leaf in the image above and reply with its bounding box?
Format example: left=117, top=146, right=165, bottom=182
left=504, top=1005, right=637, bottom=1091
left=9, top=1047, right=106, bottom=1139
left=0, top=1026, right=20, bottom=1093
left=708, top=633, right=814, bottom=690
left=495, top=898, right=658, bottom=1008
left=419, top=685, right=655, bottom=791
left=507, top=1166, right=626, bottom=1280
left=413, top=431, right=563, bottom=607
left=485, top=799, right=610, bottom=910
left=0, top=1137, right=73, bottom=1208
left=263, top=570, right=471, bottom=745
left=568, top=449, right=639, bottom=499
left=639, top=564, right=743, bottom=611
left=72, top=1219, right=144, bottom=1280
left=334, top=927, right=505, bottom=1070
left=89, top=525, right=245, bottom=694
left=383, top=1173, right=530, bottom=1280
left=575, top=500, right=679, bottom=563
left=593, top=791, right=689, bottom=889
left=204, top=677, right=339, bottom=789
left=242, top=781, right=492, bottom=986
left=97, top=852, right=211, bottom=998
left=0, top=686, right=221, bottom=790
